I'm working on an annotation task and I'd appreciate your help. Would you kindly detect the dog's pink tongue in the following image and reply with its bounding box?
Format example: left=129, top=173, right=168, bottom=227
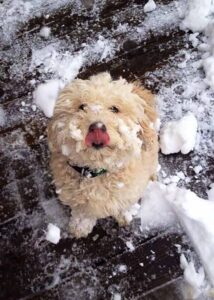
left=85, top=128, right=110, bottom=147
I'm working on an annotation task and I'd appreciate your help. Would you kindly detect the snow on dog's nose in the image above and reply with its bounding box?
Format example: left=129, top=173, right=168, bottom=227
left=85, top=122, right=110, bottom=149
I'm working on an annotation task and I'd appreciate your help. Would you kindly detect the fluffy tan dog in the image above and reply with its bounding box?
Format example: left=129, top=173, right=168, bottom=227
left=48, top=73, right=158, bottom=238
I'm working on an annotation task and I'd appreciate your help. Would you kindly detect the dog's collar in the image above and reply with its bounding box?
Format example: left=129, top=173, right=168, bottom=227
left=67, top=162, right=107, bottom=178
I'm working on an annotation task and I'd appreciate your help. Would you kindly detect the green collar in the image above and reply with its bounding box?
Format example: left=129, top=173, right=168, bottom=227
left=67, top=162, right=107, bottom=178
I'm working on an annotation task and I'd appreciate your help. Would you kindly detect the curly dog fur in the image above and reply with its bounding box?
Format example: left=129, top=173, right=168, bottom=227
left=48, top=73, right=158, bottom=238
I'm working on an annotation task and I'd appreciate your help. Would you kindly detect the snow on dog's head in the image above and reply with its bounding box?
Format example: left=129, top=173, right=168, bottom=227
left=48, top=72, right=157, bottom=171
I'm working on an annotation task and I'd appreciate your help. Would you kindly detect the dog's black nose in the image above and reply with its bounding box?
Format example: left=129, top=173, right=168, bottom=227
left=89, top=122, right=106, bottom=132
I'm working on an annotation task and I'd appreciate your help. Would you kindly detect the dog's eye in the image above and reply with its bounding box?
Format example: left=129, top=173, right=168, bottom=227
left=109, top=106, right=120, bottom=113
left=79, top=104, right=87, bottom=111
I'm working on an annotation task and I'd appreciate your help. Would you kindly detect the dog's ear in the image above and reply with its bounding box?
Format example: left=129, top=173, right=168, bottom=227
left=132, top=82, right=157, bottom=123
left=132, top=83, right=158, bottom=151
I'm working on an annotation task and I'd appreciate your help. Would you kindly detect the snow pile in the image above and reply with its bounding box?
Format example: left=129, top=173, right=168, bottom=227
left=139, top=181, right=214, bottom=287
left=143, top=0, right=157, bottom=13
left=0, top=106, right=6, bottom=126
left=33, top=80, right=63, bottom=117
left=46, top=223, right=61, bottom=244
left=39, top=26, right=51, bottom=39
left=180, top=254, right=207, bottom=299
left=139, top=182, right=176, bottom=232
left=181, top=0, right=214, bottom=32
left=159, top=113, right=198, bottom=155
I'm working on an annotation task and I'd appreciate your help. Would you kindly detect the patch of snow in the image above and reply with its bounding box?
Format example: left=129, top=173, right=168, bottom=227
left=112, top=293, right=122, bottom=300
left=193, top=165, right=203, bottom=174
left=143, top=0, right=157, bottom=13
left=180, top=254, right=207, bottom=299
left=30, top=45, right=84, bottom=84
left=39, top=26, right=51, bottom=39
left=46, top=223, right=61, bottom=244
left=126, top=241, right=135, bottom=252
left=159, top=113, right=198, bottom=155
left=33, top=80, right=63, bottom=118
left=116, top=182, right=125, bottom=189
left=118, top=264, right=127, bottom=273
left=139, top=182, right=214, bottom=287
left=69, top=122, right=83, bottom=141
left=0, top=106, right=6, bottom=126
left=181, top=0, right=214, bottom=32
left=139, top=182, right=176, bottom=232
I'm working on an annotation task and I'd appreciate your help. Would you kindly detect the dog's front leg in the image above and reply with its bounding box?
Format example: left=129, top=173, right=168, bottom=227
left=69, top=209, right=97, bottom=239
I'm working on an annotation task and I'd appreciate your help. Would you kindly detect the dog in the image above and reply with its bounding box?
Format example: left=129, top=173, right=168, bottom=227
left=48, top=72, right=158, bottom=238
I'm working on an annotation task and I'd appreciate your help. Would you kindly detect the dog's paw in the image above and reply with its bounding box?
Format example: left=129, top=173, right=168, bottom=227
left=69, top=216, right=96, bottom=238
left=116, top=203, right=141, bottom=226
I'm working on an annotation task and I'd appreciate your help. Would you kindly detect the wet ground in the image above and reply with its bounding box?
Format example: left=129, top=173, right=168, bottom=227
left=0, top=0, right=213, bottom=299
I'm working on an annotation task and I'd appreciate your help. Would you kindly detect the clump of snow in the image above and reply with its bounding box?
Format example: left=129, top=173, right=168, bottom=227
left=33, top=80, right=63, bottom=118
left=112, top=293, right=122, bottom=300
left=118, top=264, right=127, bottom=273
left=39, top=26, right=51, bottom=39
left=143, top=0, right=157, bottom=13
left=181, top=0, right=214, bottom=32
left=0, top=106, right=6, bottom=126
left=126, top=241, right=135, bottom=252
left=193, top=165, right=202, bottom=174
left=46, top=223, right=61, bottom=244
left=167, top=186, right=214, bottom=286
left=159, top=113, right=198, bottom=155
left=139, top=182, right=176, bottom=232
left=30, top=45, right=84, bottom=84
left=180, top=254, right=207, bottom=299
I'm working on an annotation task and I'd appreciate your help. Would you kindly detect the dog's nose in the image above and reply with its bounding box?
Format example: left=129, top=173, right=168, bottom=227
left=85, top=122, right=110, bottom=149
left=89, top=122, right=106, bottom=133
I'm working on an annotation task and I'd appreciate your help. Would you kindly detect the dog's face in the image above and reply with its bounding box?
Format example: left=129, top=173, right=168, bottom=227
left=48, top=73, right=156, bottom=171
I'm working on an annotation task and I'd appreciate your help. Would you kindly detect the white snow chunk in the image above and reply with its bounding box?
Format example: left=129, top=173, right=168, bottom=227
left=112, top=293, right=122, bottom=300
left=189, top=32, right=200, bottom=48
left=139, top=182, right=176, bottom=231
left=167, top=186, right=214, bottom=286
left=69, top=122, right=83, bottom=141
left=180, top=254, right=206, bottom=299
left=144, top=0, right=157, bottom=13
left=118, top=264, right=127, bottom=273
left=33, top=80, right=63, bottom=118
left=46, top=223, right=61, bottom=244
left=0, top=106, right=6, bottom=126
left=30, top=45, right=84, bottom=83
left=39, top=26, right=51, bottom=39
left=159, top=113, right=198, bottom=155
left=126, top=241, right=135, bottom=252
left=193, top=165, right=203, bottom=174
left=181, top=0, right=214, bottom=32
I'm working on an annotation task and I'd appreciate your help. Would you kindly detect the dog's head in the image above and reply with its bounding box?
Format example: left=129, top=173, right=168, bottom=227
left=48, top=73, right=157, bottom=171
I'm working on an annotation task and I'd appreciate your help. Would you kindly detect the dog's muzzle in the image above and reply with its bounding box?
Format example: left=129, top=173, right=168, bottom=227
left=85, top=122, right=110, bottom=149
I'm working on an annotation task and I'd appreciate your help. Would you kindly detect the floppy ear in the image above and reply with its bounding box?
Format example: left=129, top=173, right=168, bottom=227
left=132, top=83, right=158, bottom=151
